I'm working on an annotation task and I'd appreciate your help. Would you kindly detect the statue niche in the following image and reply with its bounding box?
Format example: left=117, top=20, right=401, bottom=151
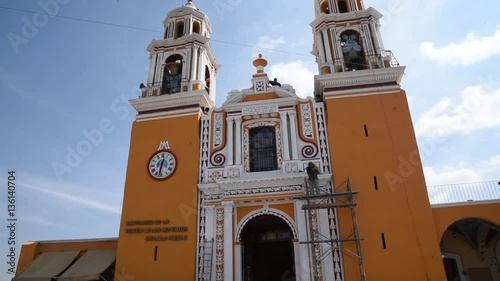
left=162, top=55, right=183, bottom=95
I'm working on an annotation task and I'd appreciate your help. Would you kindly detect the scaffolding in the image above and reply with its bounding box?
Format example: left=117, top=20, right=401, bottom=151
left=297, top=177, right=366, bottom=281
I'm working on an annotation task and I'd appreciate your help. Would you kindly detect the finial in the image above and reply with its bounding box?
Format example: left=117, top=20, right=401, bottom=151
left=253, top=54, right=268, bottom=73
left=185, top=0, right=196, bottom=8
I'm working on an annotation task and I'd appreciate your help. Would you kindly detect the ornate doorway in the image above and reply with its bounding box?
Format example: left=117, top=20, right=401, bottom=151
left=240, top=214, right=296, bottom=281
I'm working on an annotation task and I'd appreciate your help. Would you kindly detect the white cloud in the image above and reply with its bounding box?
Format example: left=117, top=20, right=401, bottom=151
left=254, top=36, right=285, bottom=54
left=420, top=27, right=500, bottom=66
left=268, top=60, right=315, bottom=99
left=415, top=83, right=500, bottom=138
left=425, top=155, right=500, bottom=204
left=16, top=173, right=122, bottom=215
left=23, top=182, right=121, bottom=214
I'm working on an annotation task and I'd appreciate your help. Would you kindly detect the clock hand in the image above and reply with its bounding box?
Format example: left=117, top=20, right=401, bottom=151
left=158, top=156, right=165, bottom=175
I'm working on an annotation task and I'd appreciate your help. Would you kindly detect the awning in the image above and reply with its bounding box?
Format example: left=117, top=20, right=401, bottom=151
left=13, top=251, right=80, bottom=281
left=56, top=250, right=116, bottom=281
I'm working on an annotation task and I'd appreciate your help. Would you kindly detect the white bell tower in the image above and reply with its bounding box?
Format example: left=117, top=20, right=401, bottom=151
left=141, top=0, right=220, bottom=105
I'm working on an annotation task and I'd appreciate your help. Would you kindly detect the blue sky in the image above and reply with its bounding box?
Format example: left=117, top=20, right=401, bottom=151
left=0, top=0, right=499, bottom=278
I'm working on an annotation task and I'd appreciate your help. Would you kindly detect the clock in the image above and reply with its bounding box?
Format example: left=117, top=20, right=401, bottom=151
left=148, top=150, right=177, bottom=180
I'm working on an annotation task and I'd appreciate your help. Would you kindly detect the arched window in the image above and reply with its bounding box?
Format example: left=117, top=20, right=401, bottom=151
left=340, top=31, right=366, bottom=71
left=162, top=55, right=183, bottom=95
left=320, top=1, right=330, bottom=14
left=205, top=65, right=211, bottom=94
left=193, top=22, right=201, bottom=34
left=175, top=22, right=184, bottom=38
left=249, top=127, right=277, bottom=172
left=338, top=0, right=349, bottom=13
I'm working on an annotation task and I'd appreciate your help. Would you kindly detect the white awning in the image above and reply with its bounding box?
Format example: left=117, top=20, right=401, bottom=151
left=13, top=251, right=80, bottom=281
left=56, top=250, right=116, bottom=281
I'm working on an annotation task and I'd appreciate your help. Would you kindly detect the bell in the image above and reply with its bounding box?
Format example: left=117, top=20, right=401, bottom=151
left=167, top=62, right=182, bottom=76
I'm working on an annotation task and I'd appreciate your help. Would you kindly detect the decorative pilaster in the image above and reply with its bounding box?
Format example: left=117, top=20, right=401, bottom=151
left=234, top=116, right=242, bottom=165
left=288, top=112, right=299, bottom=160
left=280, top=111, right=291, bottom=161
left=226, top=117, right=234, bottom=166
left=222, top=201, right=234, bottom=281
left=205, top=206, right=216, bottom=240
left=322, top=28, right=334, bottom=71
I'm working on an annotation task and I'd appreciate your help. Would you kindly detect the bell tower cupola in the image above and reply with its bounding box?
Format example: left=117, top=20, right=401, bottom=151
left=138, top=0, right=220, bottom=111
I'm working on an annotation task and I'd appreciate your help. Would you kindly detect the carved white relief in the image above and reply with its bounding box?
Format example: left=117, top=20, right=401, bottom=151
left=213, top=112, right=224, bottom=148
left=300, top=103, right=314, bottom=139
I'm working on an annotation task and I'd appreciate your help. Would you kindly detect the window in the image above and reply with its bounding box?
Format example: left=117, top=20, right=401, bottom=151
left=249, top=127, right=277, bottom=172
left=320, top=1, right=330, bottom=14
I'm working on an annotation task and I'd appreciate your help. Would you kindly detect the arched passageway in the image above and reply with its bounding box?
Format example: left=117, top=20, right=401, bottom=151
left=440, top=218, right=499, bottom=281
left=240, top=214, right=296, bottom=281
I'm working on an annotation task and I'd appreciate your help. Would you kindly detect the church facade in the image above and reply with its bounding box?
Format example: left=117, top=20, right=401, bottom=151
left=13, top=1, right=500, bottom=281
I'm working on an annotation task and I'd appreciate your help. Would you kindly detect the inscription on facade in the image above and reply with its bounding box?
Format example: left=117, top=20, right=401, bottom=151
left=125, top=219, right=188, bottom=241
left=242, top=104, right=279, bottom=115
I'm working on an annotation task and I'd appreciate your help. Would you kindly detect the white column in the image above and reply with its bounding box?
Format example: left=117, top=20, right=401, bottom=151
left=288, top=112, right=299, bottom=160
left=295, top=200, right=311, bottom=281
left=235, top=244, right=242, bottom=281
left=319, top=209, right=334, bottom=280
left=226, top=117, right=234, bottom=166
left=322, top=28, right=334, bottom=71
left=223, top=201, right=234, bottom=281
left=280, top=111, right=290, bottom=161
left=234, top=116, right=242, bottom=165
left=191, top=46, right=199, bottom=82
left=315, top=35, right=326, bottom=65
left=147, top=54, right=157, bottom=85
left=197, top=47, right=206, bottom=82
left=205, top=206, right=216, bottom=240
left=205, top=206, right=216, bottom=281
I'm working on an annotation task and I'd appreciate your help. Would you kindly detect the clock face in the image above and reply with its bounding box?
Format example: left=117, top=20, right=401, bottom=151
left=148, top=150, right=177, bottom=180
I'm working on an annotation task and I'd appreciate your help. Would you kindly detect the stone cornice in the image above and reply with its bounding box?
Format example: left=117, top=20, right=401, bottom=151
left=310, top=7, right=383, bottom=28
left=199, top=173, right=332, bottom=192
left=147, top=34, right=209, bottom=53
left=130, top=90, right=214, bottom=114
left=315, top=66, right=405, bottom=94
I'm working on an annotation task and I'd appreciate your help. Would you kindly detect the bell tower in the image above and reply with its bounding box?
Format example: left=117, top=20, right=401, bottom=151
left=312, top=1, right=448, bottom=281
left=142, top=0, right=219, bottom=102
left=116, top=1, right=219, bottom=280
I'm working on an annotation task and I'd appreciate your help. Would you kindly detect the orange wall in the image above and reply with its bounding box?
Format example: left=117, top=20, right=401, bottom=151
left=432, top=201, right=500, bottom=239
left=325, top=91, right=446, bottom=281
left=116, top=114, right=202, bottom=280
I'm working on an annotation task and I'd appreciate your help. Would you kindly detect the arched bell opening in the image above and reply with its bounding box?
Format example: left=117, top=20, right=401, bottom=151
left=338, top=0, right=349, bottom=13
left=175, top=21, right=184, bottom=39
left=162, top=55, right=183, bottom=95
left=340, top=30, right=366, bottom=71
left=240, top=214, right=296, bottom=281
left=320, top=1, right=330, bottom=14
left=440, top=218, right=500, bottom=281
left=193, top=21, right=201, bottom=34
left=204, top=65, right=211, bottom=95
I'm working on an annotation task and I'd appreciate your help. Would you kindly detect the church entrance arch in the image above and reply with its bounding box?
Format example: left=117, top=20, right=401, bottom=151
left=239, top=214, right=296, bottom=281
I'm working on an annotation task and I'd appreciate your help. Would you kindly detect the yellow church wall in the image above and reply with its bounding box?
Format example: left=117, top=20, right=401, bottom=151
left=242, top=92, right=280, bottom=102
left=116, top=114, right=202, bottom=280
left=269, top=203, right=295, bottom=220
left=325, top=91, right=447, bottom=281
left=237, top=205, right=262, bottom=223
left=432, top=202, right=500, bottom=239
